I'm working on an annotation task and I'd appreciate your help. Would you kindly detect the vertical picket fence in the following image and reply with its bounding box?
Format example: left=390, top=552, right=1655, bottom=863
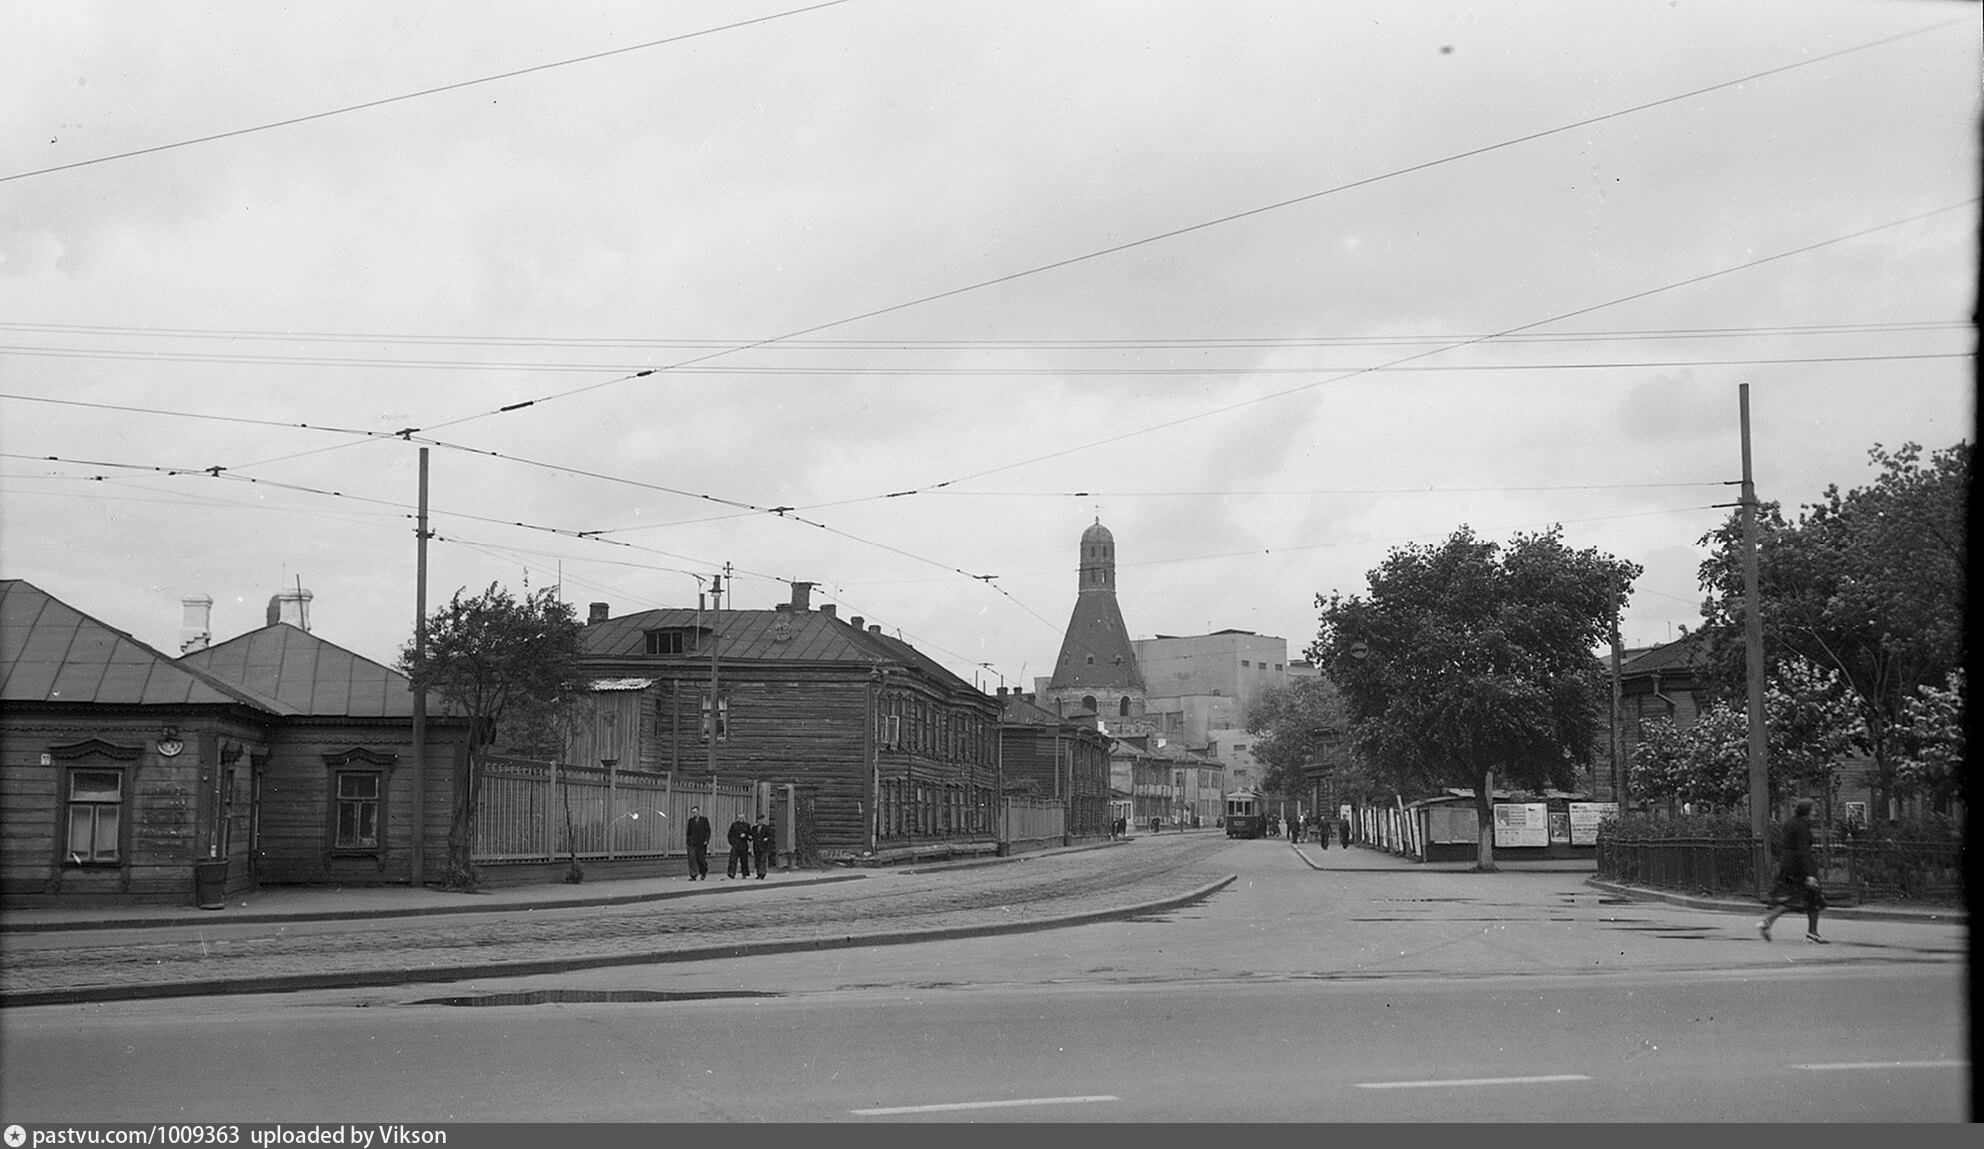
left=474, top=754, right=758, bottom=864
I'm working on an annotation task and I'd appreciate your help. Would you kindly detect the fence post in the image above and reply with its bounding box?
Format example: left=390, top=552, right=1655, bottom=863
left=547, top=756, right=558, bottom=864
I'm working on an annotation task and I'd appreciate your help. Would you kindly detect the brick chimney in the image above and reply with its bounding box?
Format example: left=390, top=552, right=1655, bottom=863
left=266, top=587, right=312, bottom=631
left=820, top=604, right=836, bottom=620
left=789, top=581, right=814, bottom=612
left=589, top=602, right=610, bottom=625
left=179, top=595, right=213, bottom=654
left=849, top=616, right=864, bottom=630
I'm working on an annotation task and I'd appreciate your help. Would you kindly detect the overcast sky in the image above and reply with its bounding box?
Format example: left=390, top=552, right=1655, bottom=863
left=2, top=1, right=1975, bottom=694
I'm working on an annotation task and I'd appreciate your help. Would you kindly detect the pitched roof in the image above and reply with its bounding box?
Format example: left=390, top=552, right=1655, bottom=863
left=181, top=622, right=453, bottom=719
left=1618, top=633, right=1708, bottom=678
left=0, top=580, right=281, bottom=710
left=581, top=607, right=981, bottom=696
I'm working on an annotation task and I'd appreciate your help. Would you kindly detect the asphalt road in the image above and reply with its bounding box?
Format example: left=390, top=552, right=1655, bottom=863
left=0, top=836, right=1969, bottom=1123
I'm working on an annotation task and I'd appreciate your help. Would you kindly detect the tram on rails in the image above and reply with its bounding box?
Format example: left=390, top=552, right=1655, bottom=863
left=1224, top=789, right=1267, bottom=839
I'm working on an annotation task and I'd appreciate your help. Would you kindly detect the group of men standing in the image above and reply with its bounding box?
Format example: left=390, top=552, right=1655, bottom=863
left=682, top=806, right=777, bottom=880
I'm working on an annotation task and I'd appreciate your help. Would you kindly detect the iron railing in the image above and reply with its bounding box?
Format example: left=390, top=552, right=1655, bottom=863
left=1597, top=834, right=1964, bottom=906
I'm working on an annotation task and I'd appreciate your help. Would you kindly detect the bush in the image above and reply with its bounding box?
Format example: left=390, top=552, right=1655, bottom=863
left=1598, top=811, right=1754, bottom=843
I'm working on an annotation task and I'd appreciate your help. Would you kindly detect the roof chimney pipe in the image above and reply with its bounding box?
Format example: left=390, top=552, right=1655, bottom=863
left=179, top=595, right=213, bottom=654
left=789, top=581, right=814, bottom=612
left=588, top=602, right=610, bottom=625
left=266, top=587, right=312, bottom=631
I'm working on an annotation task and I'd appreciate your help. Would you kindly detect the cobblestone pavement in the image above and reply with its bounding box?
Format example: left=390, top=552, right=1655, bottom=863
left=0, top=837, right=1239, bottom=1000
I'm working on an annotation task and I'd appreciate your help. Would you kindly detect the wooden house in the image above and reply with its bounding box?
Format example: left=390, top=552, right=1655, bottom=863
left=573, top=582, right=1000, bottom=858
left=991, top=689, right=1112, bottom=838
left=179, top=616, right=470, bottom=887
left=0, top=580, right=468, bottom=908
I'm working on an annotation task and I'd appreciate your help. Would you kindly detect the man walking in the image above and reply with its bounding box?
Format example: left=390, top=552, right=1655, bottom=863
left=684, top=806, right=712, bottom=881
left=725, top=812, right=752, bottom=879
left=751, top=813, right=776, bottom=879
left=1759, top=798, right=1828, bottom=943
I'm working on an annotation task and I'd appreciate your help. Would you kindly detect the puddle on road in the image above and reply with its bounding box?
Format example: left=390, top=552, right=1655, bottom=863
left=413, top=989, right=783, bottom=1007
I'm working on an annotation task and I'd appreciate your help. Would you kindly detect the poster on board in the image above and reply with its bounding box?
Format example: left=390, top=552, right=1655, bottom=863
left=1492, top=802, right=1549, bottom=847
left=1567, top=801, right=1619, bottom=845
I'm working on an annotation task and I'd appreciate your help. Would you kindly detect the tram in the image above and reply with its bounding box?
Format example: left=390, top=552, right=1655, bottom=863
left=1224, top=789, right=1267, bottom=839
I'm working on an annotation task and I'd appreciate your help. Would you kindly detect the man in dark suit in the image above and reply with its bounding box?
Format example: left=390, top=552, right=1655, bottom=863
left=684, top=806, right=712, bottom=881
left=725, top=813, right=752, bottom=879
left=750, top=814, right=776, bottom=879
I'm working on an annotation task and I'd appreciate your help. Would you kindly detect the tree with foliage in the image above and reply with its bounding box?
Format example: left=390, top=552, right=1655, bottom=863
left=1629, top=657, right=1863, bottom=811
left=1893, top=668, right=1965, bottom=811
left=1243, top=676, right=1352, bottom=799
left=1696, top=441, right=1967, bottom=820
left=398, top=582, right=589, bottom=891
left=1311, top=526, right=1639, bottom=870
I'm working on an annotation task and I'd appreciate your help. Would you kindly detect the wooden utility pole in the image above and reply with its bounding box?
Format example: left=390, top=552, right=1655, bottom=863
left=1609, top=571, right=1625, bottom=806
left=409, top=447, right=429, bottom=887
left=1739, top=385, right=1772, bottom=893
left=706, top=569, right=723, bottom=780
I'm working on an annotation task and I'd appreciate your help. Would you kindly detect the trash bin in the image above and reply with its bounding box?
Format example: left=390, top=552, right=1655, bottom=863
left=193, top=859, right=229, bottom=910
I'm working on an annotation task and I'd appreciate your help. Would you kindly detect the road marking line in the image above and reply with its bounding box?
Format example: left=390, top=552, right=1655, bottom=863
left=851, top=1095, right=1119, bottom=1115
left=1792, top=1061, right=1966, bottom=1072
left=1356, top=1074, right=1591, bottom=1090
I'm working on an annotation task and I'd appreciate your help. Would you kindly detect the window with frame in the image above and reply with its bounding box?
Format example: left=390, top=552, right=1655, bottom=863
left=699, top=693, right=729, bottom=742
left=334, top=771, right=381, bottom=849
left=645, top=629, right=698, bottom=655
left=66, top=769, right=123, bottom=864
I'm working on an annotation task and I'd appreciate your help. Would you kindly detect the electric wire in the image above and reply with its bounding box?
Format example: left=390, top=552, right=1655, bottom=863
left=1, top=2, right=856, bottom=184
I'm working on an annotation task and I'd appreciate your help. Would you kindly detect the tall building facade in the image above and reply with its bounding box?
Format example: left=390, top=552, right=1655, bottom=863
left=1137, top=629, right=1296, bottom=748
left=1038, top=519, right=1149, bottom=729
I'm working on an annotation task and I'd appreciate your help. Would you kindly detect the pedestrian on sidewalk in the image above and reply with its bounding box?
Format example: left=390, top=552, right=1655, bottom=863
left=1759, top=798, right=1828, bottom=944
left=1338, top=818, right=1349, bottom=848
left=750, top=813, right=776, bottom=879
left=1318, top=815, right=1330, bottom=850
left=684, top=806, right=712, bottom=880
left=725, top=813, right=752, bottom=879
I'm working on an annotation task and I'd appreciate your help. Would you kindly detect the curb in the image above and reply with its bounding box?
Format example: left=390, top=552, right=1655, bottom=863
left=1584, top=878, right=1967, bottom=925
left=0, top=873, right=869, bottom=935
left=0, top=875, right=1239, bottom=1009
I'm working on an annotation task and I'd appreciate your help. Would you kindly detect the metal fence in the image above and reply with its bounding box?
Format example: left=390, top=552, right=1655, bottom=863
left=1596, top=835, right=1964, bottom=906
left=1822, top=839, right=1964, bottom=905
left=474, top=755, right=758, bottom=864
left=1596, top=837, right=1760, bottom=896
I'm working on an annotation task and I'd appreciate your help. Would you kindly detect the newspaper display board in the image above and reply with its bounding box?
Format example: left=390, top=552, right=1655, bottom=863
left=1492, top=802, right=1549, bottom=848
left=1567, top=801, right=1619, bottom=846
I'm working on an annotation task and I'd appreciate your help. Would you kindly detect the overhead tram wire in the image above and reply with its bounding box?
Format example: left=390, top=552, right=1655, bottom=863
left=0, top=346, right=1968, bottom=374
left=1, top=2, right=856, bottom=185
left=0, top=317, right=1966, bottom=351
left=7, top=199, right=1968, bottom=593
left=12, top=21, right=1961, bottom=471
left=861, top=198, right=1981, bottom=501
left=376, top=15, right=1968, bottom=436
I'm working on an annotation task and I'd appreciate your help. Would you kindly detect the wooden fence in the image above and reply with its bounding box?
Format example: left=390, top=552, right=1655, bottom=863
left=474, top=755, right=759, bottom=865
left=1001, top=796, right=1066, bottom=850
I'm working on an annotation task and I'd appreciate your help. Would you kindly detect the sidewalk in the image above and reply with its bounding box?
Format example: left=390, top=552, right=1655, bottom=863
left=0, top=837, right=1234, bottom=1007
left=0, top=838, right=1139, bottom=935
left=1583, top=876, right=1966, bottom=926
left=1289, top=838, right=1964, bottom=926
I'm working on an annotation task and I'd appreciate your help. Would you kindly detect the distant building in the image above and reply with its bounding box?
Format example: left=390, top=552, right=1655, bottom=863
left=1038, top=519, right=1149, bottom=730
left=573, top=581, right=1000, bottom=858
left=992, top=690, right=1111, bottom=838
left=1136, top=629, right=1296, bottom=748
left=0, top=580, right=469, bottom=909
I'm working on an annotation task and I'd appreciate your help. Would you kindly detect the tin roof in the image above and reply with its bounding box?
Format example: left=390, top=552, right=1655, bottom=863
left=1617, top=633, right=1708, bottom=677
left=0, top=580, right=282, bottom=711
left=181, top=622, right=453, bottom=719
left=581, top=607, right=980, bottom=696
